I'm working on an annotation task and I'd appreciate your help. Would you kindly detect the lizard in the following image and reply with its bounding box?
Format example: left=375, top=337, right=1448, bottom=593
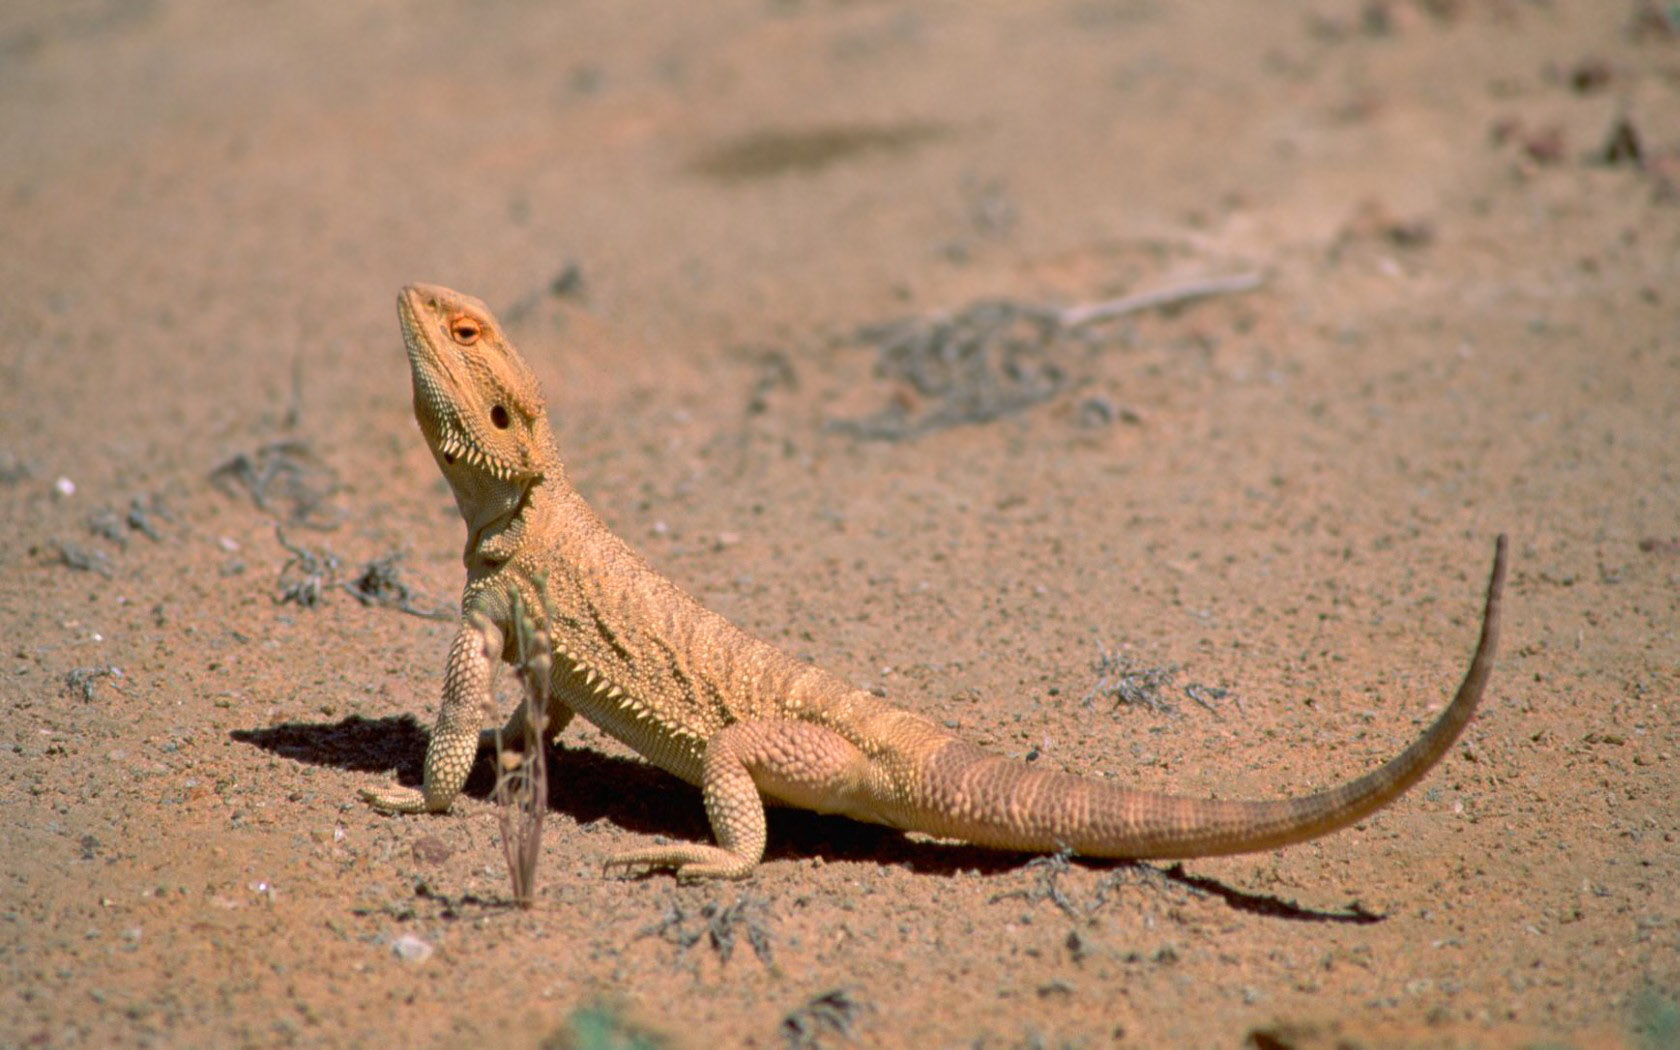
left=360, top=283, right=1507, bottom=881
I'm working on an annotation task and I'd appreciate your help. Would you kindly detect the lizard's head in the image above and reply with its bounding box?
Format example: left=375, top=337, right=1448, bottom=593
left=398, top=284, right=550, bottom=485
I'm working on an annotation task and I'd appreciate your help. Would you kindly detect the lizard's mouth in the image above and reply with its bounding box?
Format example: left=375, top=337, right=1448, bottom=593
left=433, top=425, right=521, bottom=481
left=415, top=396, right=524, bottom=483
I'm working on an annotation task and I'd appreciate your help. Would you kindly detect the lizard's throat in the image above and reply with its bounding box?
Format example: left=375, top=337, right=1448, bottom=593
left=459, top=473, right=544, bottom=573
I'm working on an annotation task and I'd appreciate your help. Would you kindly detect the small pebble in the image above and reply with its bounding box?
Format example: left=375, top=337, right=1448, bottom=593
left=411, top=836, right=453, bottom=865
left=391, top=934, right=433, bottom=963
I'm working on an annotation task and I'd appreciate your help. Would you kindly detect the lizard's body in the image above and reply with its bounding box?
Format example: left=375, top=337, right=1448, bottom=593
left=362, top=284, right=1507, bottom=880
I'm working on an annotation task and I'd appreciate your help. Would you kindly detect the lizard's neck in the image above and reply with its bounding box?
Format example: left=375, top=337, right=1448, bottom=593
left=452, top=441, right=566, bottom=577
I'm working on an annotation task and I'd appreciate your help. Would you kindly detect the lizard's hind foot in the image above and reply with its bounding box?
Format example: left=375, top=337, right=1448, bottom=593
left=603, top=843, right=757, bottom=882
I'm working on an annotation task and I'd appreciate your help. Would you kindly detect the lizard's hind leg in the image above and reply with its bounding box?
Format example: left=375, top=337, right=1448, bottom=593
left=482, top=694, right=576, bottom=754
left=603, top=720, right=873, bottom=881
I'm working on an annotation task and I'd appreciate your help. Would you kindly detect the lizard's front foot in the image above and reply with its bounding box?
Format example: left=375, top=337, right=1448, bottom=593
left=358, top=784, right=436, bottom=815
left=361, top=731, right=508, bottom=811
left=603, top=844, right=758, bottom=882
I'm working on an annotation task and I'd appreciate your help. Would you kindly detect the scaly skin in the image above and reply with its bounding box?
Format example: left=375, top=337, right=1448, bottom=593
left=361, top=283, right=1508, bottom=881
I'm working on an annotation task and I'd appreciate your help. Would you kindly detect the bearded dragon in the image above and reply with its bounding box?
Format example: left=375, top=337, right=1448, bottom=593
left=360, top=283, right=1507, bottom=881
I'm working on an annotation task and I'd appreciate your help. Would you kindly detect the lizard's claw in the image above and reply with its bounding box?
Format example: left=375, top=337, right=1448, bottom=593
left=603, top=844, right=757, bottom=882
left=359, top=784, right=430, bottom=814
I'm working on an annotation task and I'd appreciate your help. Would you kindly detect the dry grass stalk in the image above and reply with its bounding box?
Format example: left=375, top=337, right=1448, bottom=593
left=489, top=582, right=551, bottom=908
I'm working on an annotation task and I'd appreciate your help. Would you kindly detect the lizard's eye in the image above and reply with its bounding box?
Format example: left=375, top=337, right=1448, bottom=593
left=490, top=405, right=510, bottom=429
left=449, top=316, right=482, bottom=345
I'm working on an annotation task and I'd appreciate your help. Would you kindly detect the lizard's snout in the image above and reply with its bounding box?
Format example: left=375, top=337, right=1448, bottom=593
left=400, top=283, right=448, bottom=313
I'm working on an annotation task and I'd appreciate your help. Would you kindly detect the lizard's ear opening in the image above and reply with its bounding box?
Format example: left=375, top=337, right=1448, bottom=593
left=490, top=405, right=510, bottom=429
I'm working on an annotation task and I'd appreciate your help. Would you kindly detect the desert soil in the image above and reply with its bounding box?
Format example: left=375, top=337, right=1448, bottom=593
left=3, top=2, right=1677, bottom=1048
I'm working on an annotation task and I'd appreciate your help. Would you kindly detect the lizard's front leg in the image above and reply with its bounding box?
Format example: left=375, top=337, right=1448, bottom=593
left=604, top=720, right=873, bottom=881
left=360, top=612, right=506, bottom=814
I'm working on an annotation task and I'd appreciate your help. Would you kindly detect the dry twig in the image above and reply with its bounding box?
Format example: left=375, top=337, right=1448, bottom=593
left=1053, top=271, right=1264, bottom=328
left=491, top=583, right=552, bottom=908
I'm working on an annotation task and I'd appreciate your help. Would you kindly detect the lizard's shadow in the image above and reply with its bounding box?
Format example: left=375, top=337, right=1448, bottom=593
left=232, top=714, right=709, bottom=840
left=234, top=713, right=932, bottom=847
left=232, top=714, right=428, bottom=779
left=233, top=714, right=1380, bottom=923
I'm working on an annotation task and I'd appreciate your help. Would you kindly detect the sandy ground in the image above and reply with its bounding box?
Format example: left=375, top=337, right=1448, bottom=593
left=3, top=2, right=1678, bottom=1047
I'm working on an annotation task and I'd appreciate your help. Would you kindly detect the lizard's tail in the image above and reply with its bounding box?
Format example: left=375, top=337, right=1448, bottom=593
left=911, top=535, right=1506, bottom=859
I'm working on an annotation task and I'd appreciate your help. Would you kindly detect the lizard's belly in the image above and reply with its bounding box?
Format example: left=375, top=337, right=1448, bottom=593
left=562, top=682, right=709, bottom=787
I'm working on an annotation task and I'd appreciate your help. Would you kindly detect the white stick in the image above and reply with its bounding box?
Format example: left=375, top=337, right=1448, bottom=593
left=1057, top=271, right=1265, bottom=328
